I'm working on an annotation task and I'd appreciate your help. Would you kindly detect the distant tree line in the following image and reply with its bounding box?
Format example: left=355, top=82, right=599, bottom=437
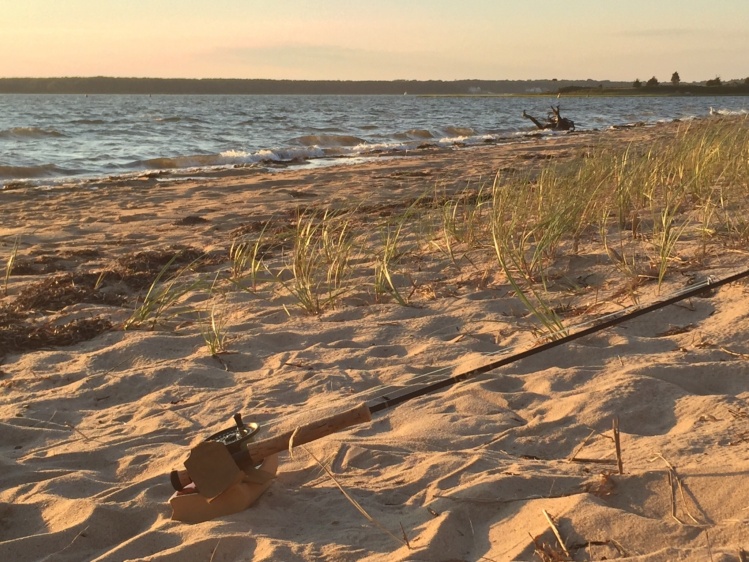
left=0, top=77, right=633, bottom=95
left=558, top=72, right=749, bottom=95
left=632, top=72, right=749, bottom=92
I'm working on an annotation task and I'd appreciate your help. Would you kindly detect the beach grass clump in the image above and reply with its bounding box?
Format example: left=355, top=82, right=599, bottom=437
left=480, top=116, right=749, bottom=331
left=374, top=200, right=426, bottom=306
left=589, top=117, right=748, bottom=254
left=199, top=301, right=229, bottom=355
left=229, top=220, right=274, bottom=291
left=693, top=120, right=749, bottom=246
left=490, top=175, right=568, bottom=338
left=435, top=183, right=490, bottom=265
left=279, top=210, right=355, bottom=314
left=124, top=254, right=207, bottom=330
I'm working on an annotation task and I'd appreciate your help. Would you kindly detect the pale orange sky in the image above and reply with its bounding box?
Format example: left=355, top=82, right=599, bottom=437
left=1, top=0, right=747, bottom=82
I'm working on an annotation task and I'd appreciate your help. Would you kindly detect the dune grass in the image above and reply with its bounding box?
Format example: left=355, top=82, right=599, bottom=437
left=229, top=220, right=272, bottom=291
left=124, top=254, right=208, bottom=330
left=103, top=116, right=749, bottom=345
left=5, top=117, right=748, bottom=359
left=199, top=301, right=229, bottom=355
left=277, top=210, right=356, bottom=315
left=210, top=116, right=747, bottom=329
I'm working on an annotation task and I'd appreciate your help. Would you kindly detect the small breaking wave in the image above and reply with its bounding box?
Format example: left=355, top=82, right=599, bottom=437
left=132, top=145, right=329, bottom=172
left=394, top=129, right=434, bottom=140
left=291, top=134, right=367, bottom=147
left=0, top=163, right=78, bottom=179
left=709, top=107, right=749, bottom=116
left=443, top=126, right=476, bottom=137
left=136, top=154, right=231, bottom=170
left=0, top=126, right=65, bottom=139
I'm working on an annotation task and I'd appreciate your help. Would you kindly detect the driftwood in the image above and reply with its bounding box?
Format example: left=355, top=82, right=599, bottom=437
left=522, top=105, right=575, bottom=131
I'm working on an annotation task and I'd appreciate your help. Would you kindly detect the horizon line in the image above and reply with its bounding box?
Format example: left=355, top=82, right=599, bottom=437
left=0, top=76, right=663, bottom=83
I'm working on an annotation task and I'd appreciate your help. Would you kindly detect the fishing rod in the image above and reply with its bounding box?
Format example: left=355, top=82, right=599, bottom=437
left=173, top=266, right=749, bottom=489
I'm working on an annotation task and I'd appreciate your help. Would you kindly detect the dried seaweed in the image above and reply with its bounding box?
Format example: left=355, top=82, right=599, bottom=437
left=12, top=273, right=125, bottom=312
left=115, top=246, right=203, bottom=274
left=0, top=311, right=112, bottom=358
left=173, top=215, right=209, bottom=226
left=10, top=256, right=68, bottom=276
left=112, top=246, right=208, bottom=290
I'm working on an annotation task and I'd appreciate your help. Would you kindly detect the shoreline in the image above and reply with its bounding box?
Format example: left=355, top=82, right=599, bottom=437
left=5, top=95, right=747, bottom=188
left=2, top=117, right=749, bottom=561
left=0, top=119, right=657, bottom=202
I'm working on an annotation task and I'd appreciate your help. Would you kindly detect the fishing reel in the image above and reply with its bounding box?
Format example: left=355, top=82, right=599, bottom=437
left=170, top=413, right=259, bottom=491
left=205, top=413, right=260, bottom=456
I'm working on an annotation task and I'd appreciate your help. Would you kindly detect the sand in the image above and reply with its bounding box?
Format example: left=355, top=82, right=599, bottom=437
left=1, top=121, right=748, bottom=561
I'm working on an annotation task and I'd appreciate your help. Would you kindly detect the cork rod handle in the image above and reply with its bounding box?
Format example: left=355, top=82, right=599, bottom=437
left=246, top=402, right=372, bottom=462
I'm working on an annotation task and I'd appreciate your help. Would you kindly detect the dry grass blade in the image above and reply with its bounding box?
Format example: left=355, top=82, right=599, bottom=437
left=665, top=468, right=684, bottom=525
left=613, top=417, right=623, bottom=475
left=568, top=457, right=617, bottom=466
left=303, top=446, right=409, bottom=549
left=3, top=235, right=20, bottom=296
left=651, top=453, right=704, bottom=526
left=287, top=427, right=300, bottom=460
left=720, top=347, right=749, bottom=360
left=209, top=539, right=221, bottom=562
left=542, top=509, right=571, bottom=559
left=567, top=428, right=597, bottom=461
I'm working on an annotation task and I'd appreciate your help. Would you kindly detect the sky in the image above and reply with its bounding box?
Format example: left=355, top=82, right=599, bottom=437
left=1, top=0, right=747, bottom=83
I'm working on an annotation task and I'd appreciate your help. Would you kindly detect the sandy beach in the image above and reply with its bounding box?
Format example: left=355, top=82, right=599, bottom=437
left=2, top=118, right=749, bottom=561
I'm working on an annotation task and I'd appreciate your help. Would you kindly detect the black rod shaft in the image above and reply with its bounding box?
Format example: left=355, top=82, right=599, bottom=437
left=368, top=268, right=749, bottom=414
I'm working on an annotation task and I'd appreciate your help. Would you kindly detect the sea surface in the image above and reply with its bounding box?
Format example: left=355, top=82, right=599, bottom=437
left=1, top=94, right=748, bottom=186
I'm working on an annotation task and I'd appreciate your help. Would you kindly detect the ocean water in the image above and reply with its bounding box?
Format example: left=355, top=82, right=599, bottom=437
left=1, top=94, right=748, bottom=185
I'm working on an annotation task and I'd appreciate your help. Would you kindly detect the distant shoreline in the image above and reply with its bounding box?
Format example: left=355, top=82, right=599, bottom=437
left=3, top=76, right=747, bottom=96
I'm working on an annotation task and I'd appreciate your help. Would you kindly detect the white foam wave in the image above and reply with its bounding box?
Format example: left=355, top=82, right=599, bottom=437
left=709, top=107, right=748, bottom=116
